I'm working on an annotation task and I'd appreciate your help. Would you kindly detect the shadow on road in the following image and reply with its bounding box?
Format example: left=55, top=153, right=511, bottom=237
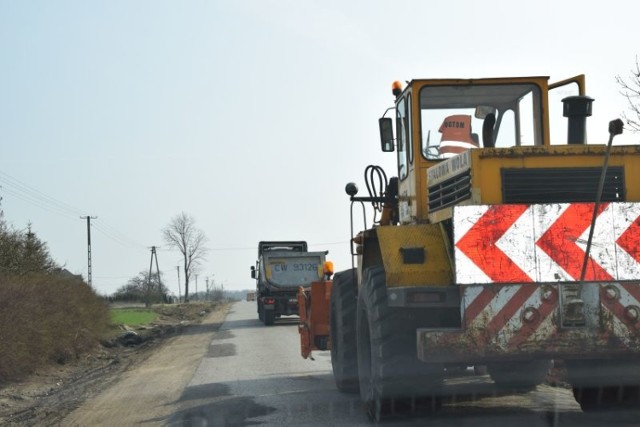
left=160, top=374, right=640, bottom=426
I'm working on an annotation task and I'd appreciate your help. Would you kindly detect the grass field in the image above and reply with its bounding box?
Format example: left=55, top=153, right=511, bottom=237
left=111, top=308, right=158, bottom=326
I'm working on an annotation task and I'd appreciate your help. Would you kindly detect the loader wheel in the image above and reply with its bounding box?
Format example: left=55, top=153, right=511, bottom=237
left=572, top=387, right=607, bottom=411
left=356, top=266, right=442, bottom=422
left=572, top=385, right=640, bottom=411
left=330, top=268, right=359, bottom=393
left=567, top=359, right=640, bottom=411
left=487, top=360, right=551, bottom=391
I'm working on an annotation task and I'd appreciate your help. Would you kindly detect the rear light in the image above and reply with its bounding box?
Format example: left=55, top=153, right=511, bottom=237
left=265, top=297, right=275, bottom=305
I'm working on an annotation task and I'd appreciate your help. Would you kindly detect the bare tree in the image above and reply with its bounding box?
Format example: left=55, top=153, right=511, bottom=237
left=162, top=212, right=207, bottom=302
left=616, top=55, right=640, bottom=133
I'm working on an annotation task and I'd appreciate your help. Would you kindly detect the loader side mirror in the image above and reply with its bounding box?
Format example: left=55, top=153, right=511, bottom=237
left=379, top=117, right=394, bottom=152
left=475, top=105, right=497, bottom=120
left=250, top=266, right=256, bottom=279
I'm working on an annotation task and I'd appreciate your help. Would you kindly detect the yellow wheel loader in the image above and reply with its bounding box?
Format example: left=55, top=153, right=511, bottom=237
left=299, top=74, right=640, bottom=421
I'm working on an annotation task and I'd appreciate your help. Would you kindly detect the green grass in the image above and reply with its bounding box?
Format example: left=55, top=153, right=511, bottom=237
left=111, top=308, right=158, bottom=326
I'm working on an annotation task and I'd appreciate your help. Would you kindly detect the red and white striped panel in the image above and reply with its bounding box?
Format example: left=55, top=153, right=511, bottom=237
left=462, top=283, right=559, bottom=351
left=600, top=283, right=640, bottom=348
left=454, top=203, right=640, bottom=285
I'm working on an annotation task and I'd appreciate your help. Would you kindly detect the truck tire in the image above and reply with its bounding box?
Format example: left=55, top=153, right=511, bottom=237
left=487, top=360, right=550, bottom=391
left=264, top=309, right=275, bottom=326
left=356, top=265, right=442, bottom=421
left=258, top=301, right=264, bottom=321
left=330, top=268, right=359, bottom=394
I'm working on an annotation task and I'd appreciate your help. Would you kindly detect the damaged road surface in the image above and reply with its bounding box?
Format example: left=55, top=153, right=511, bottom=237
left=166, top=301, right=345, bottom=426
left=62, top=301, right=640, bottom=426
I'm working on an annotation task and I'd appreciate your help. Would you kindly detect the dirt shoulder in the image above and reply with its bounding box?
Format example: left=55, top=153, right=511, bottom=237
left=0, top=301, right=230, bottom=426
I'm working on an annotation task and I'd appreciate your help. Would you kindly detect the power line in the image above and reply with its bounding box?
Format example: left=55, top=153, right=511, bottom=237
left=92, top=220, right=147, bottom=249
left=0, top=168, right=147, bottom=250
left=0, top=170, right=85, bottom=217
left=170, top=241, right=350, bottom=252
left=0, top=186, right=79, bottom=221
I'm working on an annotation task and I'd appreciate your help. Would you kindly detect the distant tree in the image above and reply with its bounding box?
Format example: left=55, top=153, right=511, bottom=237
left=162, top=212, right=207, bottom=302
left=210, top=283, right=224, bottom=302
left=21, top=223, right=57, bottom=274
left=0, top=196, right=5, bottom=230
left=0, top=221, right=57, bottom=276
left=0, top=226, right=22, bottom=274
left=113, top=271, right=169, bottom=306
left=616, top=56, right=640, bottom=133
left=112, top=282, right=144, bottom=302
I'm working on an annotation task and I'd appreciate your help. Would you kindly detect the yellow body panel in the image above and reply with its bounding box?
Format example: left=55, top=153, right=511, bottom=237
left=425, top=145, right=640, bottom=222
left=471, top=145, right=640, bottom=203
left=376, top=224, right=452, bottom=288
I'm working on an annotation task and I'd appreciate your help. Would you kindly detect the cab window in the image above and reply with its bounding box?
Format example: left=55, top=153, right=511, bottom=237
left=420, top=83, right=543, bottom=160
left=407, top=93, right=413, bottom=164
left=396, top=96, right=410, bottom=180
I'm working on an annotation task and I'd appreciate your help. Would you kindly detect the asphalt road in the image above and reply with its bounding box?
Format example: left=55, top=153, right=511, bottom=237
left=166, top=301, right=640, bottom=426
left=64, top=300, right=640, bottom=426
left=167, top=300, right=353, bottom=426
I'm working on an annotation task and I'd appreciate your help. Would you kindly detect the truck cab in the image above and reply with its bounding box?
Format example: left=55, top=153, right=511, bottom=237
left=251, top=241, right=327, bottom=325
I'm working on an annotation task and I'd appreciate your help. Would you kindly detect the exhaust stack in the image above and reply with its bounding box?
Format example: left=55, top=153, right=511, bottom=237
left=562, top=95, right=594, bottom=144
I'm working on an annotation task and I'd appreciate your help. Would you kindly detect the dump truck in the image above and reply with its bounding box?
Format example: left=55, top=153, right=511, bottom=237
left=250, top=241, right=328, bottom=326
left=246, top=292, right=256, bottom=302
left=297, top=74, right=640, bottom=421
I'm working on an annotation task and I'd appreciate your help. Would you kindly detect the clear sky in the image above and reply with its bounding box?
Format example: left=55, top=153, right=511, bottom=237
left=1, top=0, right=639, bottom=296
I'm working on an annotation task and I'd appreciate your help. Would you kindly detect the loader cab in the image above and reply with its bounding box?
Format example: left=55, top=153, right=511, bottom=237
left=380, top=76, right=587, bottom=224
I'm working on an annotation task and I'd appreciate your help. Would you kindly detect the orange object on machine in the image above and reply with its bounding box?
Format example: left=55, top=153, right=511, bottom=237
left=438, top=114, right=479, bottom=157
left=298, top=274, right=333, bottom=360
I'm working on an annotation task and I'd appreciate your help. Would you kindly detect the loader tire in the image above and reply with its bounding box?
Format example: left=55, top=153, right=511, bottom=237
left=567, top=359, right=640, bottom=411
left=356, top=266, right=442, bottom=422
left=488, top=360, right=551, bottom=391
left=330, top=268, right=359, bottom=393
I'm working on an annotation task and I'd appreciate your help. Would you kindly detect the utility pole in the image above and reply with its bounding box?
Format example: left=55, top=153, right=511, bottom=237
left=195, top=274, right=198, bottom=301
left=206, top=276, right=209, bottom=301
left=147, top=246, right=162, bottom=304
left=80, top=215, right=97, bottom=287
left=176, top=266, right=181, bottom=303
